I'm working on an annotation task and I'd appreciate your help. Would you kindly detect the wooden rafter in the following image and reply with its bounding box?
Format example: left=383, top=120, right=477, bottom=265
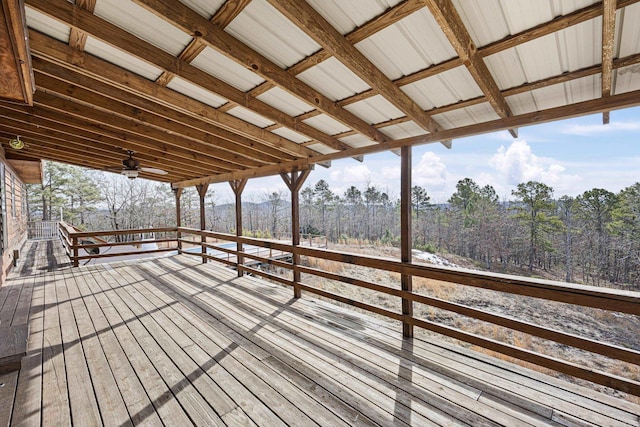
left=26, top=0, right=350, bottom=151
left=420, top=0, right=517, bottom=138
left=174, top=87, right=640, bottom=188
left=28, top=31, right=313, bottom=159
left=267, top=0, right=441, bottom=135
left=602, top=0, right=617, bottom=124
left=132, top=0, right=390, bottom=144
left=33, top=58, right=297, bottom=165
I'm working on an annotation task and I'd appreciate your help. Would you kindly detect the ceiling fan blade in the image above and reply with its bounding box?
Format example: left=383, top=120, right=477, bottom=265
left=140, top=167, right=168, bottom=175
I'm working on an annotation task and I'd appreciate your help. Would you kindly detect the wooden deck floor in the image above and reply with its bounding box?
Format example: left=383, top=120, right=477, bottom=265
left=1, top=240, right=639, bottom=426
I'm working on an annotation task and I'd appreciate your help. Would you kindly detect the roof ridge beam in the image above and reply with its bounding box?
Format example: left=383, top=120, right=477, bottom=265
left=132, top=0, right=390, bottom=144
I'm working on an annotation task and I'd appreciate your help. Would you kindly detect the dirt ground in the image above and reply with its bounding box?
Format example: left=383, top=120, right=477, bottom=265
left=290, top=242, right=640, bottom=403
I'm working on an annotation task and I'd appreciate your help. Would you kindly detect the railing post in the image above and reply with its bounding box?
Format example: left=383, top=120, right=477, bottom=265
left=230, top=179, right=248, bottom=277
left=72, top=235, right=79, bottom=267
left=196, top=184, right=209, bottom=263
left=400, top=145, right=413, bottom=338
left=173, top=187, right=183, bottom=254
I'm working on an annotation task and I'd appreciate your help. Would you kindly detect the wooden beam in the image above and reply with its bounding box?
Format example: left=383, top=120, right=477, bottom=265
left=68, top=0, right=95, bottom=51
left=229, top=178, right=248, bottom=276
left=33, top=58, right=297, bottom=164
left=0, top=102, right=224, bottom=176
left=133, top=0, right=390, bottom=144
left=281, top=168, right=311, bottom=298
left=602, top=0, right=616, bottom=124
left=268, top=0, right=441, bottom=135
left=29, top=31, right=313, bottom=159
left=25, top=0, right=350, bottom=151
left=400, top=145, right=413, bottom=337
left=196, top=183, right=209, bottom=263
left=32, top=84, right=259, bottom=170
left=421, top=0, right=517, bottom=137
left=173, top=87, right=640, bottom=187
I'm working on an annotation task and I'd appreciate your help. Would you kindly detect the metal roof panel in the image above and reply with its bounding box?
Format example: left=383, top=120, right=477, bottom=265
left=25, top=6, right=70, bottom=43
left=338, top=134, right=378, bottom=149
left=226, top=106, right=275, bottom=128
left=297, top=57, right=371, bottom=102
left=433, top=103, right=500, bottom=129
left=225, top=0, right=321, bottom=68
left=166, top=77, right=228, bottom=108
left=619, top=2, right=640, bottom=57
left=94, top=0, right=192, bottom=57
left=191, top=46, right=265, bottom=92
left=303, top=114, right=351, bottom=135
left=401, top=66, right=482, bottom=110
left=379, top=121, right=428, bottom=140
left=614, top=64, right=640, bottom=95
left=305, top=0, right=403, bottom=35
left=344, top=95, right=405, bottom=125
left=270, top=127, right=311, bottom=144
left=305, top=143, right=338, bottom=154
left=257, top=87, right=315, bottom=117
left=356, top=8, right=457, bottom=80
left=177, top=0, right=226, bottom=19
left=84, top=36, right=163, bottom=81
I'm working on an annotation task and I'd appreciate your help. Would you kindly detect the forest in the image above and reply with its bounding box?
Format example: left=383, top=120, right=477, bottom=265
left=29, top=162, right=640, bottom=288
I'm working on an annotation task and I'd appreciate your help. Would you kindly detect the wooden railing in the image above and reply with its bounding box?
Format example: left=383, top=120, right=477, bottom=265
left=60, top=223, right=640, bottom=397
left=27, top=220, right=59, bottom=239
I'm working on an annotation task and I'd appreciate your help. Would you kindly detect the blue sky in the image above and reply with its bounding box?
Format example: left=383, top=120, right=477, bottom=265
left=210, top=106, right=640, bottom=204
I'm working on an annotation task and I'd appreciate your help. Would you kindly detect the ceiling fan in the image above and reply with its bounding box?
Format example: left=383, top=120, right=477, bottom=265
left=109, top=150, right=168, bottom=179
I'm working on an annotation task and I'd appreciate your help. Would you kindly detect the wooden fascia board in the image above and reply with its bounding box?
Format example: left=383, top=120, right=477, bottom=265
left=267, top=0, right=441, bottom=134
left=173, top=88, right=640, bottom=188
left=132, top=0, right=389, bottom=144
left=25, top=0, right=349, bottom=151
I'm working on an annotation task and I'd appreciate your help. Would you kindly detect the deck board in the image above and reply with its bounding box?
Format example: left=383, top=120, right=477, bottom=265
left=1, top=239, right=639, bottom=426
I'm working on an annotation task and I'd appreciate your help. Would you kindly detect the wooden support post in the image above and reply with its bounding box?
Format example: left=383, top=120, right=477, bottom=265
left=196, top=184, right=209, bottom=263
left=229, top=179, right=248, bottom=276
left=281, top=168, right=312, bottom=298
left=72, top=236, right=79, bottom=267
left=400, top=146, right=413, bottom=338
left=173, top=187, right=183, bottom=254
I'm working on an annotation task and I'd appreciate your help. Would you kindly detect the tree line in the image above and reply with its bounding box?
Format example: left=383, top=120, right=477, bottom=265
left=28, top=162, right=640, bottom=288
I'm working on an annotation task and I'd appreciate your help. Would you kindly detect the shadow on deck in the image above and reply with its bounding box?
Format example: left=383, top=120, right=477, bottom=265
left=1, top=239, right=638, bottom=426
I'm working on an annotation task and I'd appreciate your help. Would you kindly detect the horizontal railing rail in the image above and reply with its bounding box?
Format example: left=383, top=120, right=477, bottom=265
left=178, top=227, right=640, bottom=397
left=59, top=223, right=640, bottom=397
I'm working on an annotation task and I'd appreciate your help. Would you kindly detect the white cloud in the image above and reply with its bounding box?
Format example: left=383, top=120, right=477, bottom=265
left=562, top=121, right=640, bottom=136
left=413, top=151, right=448, bottom=188
left=488, top=140, right=581, bottom=191
left=329, top=163, right=372, bottom=184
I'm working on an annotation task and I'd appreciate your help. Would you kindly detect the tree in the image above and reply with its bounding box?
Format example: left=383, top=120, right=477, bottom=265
left=557, top=196, right=577, bottom=282
left=511, top=181, right=561, bottom=271
left=575, top=189, right=618, bottom=284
